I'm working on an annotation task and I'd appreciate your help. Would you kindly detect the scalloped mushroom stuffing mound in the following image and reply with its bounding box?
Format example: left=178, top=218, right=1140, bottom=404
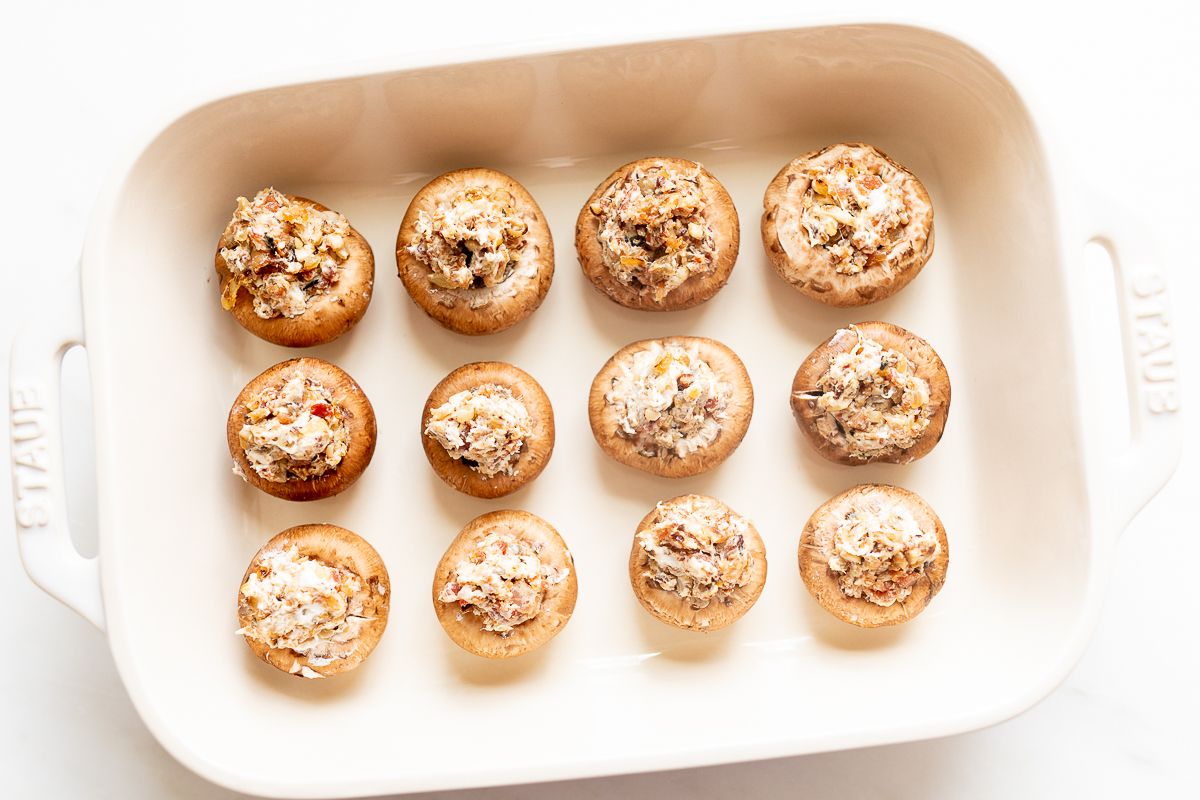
left=799, top=484, right=948, bottom=628
left=638, top=496, right=752, bottom=608
left=806, top=331, right=931, bottom=459
left=420, top=361, right=555, bottom=499
left=800, top=158, right=911, bottom=276
left=828, top=502, right=940, bottom=607
left=577, top=157, right=739, bottom=311
left=215, top=189, right=374, bottom=347
left=227, top=358, right=377, bottom=501
left=590, top=336, right=753, bottom=478
left=432, top=510, right=577, bottom=658
left=791, top=322, right=949, bottom=466
left=238, top=546, right=367, bottom=677
left=397, top=168, right=554, bottom=335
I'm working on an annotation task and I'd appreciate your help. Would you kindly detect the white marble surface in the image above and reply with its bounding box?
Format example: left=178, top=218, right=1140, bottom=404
left=2, top=1, right=1197, bottom=797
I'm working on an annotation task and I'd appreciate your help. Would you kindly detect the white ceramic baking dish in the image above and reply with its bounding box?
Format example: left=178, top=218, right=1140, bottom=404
left=8, top=20, right=1183, bottom=798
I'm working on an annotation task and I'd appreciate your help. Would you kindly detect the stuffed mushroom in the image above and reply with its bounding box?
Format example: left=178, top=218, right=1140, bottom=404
left=799, top=484, right=948, bottom=627
left=589, top=336, right=753, bottom=478
left=433, top=510, right=576, bottom=659
left=791, top=322, right=949, bottom=465
left=420, top=361, right=554, bottom=499
left=237, top=523, right=390, bottom=678
left=762, top=143, right=933, bottom=307
left=576, top=156, right=739, bottom=311
left=396, top=168, right=553, bottom=335
left=216, top=188, right=374, bottom=346
left=629, top=494, right=766, bottom=632
left=228, top=357, right=377, bottom=501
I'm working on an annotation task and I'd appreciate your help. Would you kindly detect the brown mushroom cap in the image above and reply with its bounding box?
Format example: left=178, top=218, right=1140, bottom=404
left=227, top=357, right=377, bottom=501
left=395, top=168, right=554, bottom=335
left=761, top=143, right=933, bottom=307
left=589, top=336, right=753, bottom=478
left=799, top=484, right=948, bottom=628
left=420, top=361, right=555, bottom=499
left=790, top=321, right=950, bottom=466
left=575, top=156, right=739, bottom=311
left=628, top=494, right=767, bottom=632
left=215, top=193, right=374, bottom=347
left=432, top=510, right=577, bottom=659
left=237, top=523, right=390, bottom=678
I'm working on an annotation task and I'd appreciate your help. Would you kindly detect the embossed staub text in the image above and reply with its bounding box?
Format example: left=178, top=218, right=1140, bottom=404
left=1129, top=270, right=1178, bottom=414
left=10, top=383, right=51, bottom=527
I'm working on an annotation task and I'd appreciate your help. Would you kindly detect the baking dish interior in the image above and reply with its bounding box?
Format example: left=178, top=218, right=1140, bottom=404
left=91, top=23, right=1089, bottom=796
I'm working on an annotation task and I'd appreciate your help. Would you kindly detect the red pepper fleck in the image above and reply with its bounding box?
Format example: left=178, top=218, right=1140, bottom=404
left=311, top=403, right=331, bottom=418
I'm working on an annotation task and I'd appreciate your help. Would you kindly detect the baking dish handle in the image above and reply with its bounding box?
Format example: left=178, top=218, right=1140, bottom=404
left=8, top=267, right=105, bottom=630
left=1086, top=227, right=1182, bottom=531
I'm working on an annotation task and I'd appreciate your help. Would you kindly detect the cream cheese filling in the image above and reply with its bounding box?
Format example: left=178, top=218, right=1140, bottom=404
left=591, top=162, right=716, bottom=301
left=239, top=371, right=349, bottom=483
left=424, top=384, right=532, bottom=478
left=219, top=187, right=350, bottom=318
left=237, top=546, right=370, bottom=664
left=438, top=531, right=568, bottom=635
left=606, top=341, right=731, bottom=458
left=828, top=502, right=939, bottom=607
left=638, top=496, right=752, bottom=609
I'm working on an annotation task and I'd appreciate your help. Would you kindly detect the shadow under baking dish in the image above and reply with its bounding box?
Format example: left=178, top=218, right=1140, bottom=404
left=91, top=23, right=1089, bottom=798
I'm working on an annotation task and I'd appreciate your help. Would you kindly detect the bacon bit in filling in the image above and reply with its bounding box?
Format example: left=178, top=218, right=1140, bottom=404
left=590, top=162, right=716, bottom=301
left=828, top=501, right=939, bottom=606
left=219, top=187, right=351, bottom=318
left=239, top=371, right=350, bottom=483
left=237, top=546, right=370, bottom=668
left=407, top=186, right=528, bottom=290
left=606, top=341, right=731, bottom=458
left=424, top=384, right=532, bottom=478
left=800, top=158, right=911, bottom=275
left=438, top=531, right=568, bottom=635
left=639, top=496, right=752, bottom=609
left=800, top=329, right=931, bottom=459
